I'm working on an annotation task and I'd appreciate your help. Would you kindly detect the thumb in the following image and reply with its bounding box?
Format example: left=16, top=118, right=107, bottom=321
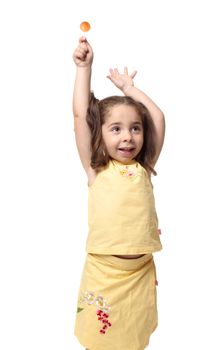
left=79, top=36, right=87, bottom=43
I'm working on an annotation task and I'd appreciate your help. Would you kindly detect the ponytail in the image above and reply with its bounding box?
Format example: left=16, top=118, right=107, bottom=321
left=86, top=92, right=109, bottom=170
left=86, top=92, right=101, bottom=134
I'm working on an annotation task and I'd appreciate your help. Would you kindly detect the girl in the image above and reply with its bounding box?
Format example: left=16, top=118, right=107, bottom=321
left=72, top=36, right=165, bottom=350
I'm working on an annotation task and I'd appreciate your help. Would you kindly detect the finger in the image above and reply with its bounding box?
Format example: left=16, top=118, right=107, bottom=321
left=114, top=68, right=119, bottom=74
left=130, top=70, right=137, bottom=79
left=75, top=50, right=87, bottom=60
left=78, top=47, right=87, bottom=54
left=79, top=41, right=89, bottom=52
left=124, top=67, right=128, bottom=75
left=79, top=36, right=87, bottom=43
left=75, top=52, right=85, bottom=61
left=75, top=53, right=85, bottom=61
left=106, top=76, right=114, bottom=82
left=86, top=40, right=92, bottom=51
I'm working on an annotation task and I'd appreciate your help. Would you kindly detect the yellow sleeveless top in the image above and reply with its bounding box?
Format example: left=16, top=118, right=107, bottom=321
left=86, top=160, right=162, bottom=254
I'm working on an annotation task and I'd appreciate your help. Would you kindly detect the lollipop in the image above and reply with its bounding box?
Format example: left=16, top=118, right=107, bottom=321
left=80, top=21, right=91, bottom=32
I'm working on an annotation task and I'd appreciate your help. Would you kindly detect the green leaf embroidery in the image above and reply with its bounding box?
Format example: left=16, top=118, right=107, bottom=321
left=77, top=307, right=84, bottom=313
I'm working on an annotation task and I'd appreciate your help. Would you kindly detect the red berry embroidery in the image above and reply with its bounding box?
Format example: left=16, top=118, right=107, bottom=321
left=97, top=309, right=112, bottom=334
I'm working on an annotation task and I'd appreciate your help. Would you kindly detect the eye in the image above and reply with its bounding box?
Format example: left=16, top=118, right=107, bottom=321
left=132, top=126, right=142, bottom=133
left=111, top=126, right=120, bottom=133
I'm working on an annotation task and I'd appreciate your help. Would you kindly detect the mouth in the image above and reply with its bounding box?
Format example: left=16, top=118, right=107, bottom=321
left=118, top=147, right=136, bottom=157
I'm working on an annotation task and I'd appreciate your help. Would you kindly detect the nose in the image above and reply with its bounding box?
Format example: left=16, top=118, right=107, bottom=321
left=122, top=130, right=132, bottom=142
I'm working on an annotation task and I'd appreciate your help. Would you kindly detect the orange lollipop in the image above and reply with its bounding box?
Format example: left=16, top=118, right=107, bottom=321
left=80, top=21, right=91, bottom=32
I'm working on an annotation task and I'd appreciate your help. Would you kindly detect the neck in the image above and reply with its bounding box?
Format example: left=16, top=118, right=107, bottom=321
left=111, top=159, right=137, bottom=166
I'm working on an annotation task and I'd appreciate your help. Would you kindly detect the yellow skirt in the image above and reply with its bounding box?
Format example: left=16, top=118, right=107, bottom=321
left=74, top=253, right=158, bottom=350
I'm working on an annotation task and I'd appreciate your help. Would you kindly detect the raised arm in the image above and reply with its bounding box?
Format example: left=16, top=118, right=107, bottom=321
left=73, top=37, right=93, bottom=173
left=107, top=67, right=165, bottom=167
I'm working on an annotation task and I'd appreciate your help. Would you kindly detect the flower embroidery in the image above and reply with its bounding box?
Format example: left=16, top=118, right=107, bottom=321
left=77, top=291, right=112, bottom=334
left=81, top=291, right=96, bottom=305
left=112, top=161, right=140, bottom=178
left=95, top=295, right=110, bottom=313
left=79, top=291, right=111, bottom=312
left=119, top=166, right=136, bottom=177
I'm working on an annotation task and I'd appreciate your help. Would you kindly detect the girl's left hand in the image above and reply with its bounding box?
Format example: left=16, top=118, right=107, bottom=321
left=107, top=67, right=137, bottom=92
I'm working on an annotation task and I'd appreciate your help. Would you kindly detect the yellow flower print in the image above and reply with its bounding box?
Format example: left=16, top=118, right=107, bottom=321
left=81, top=291, right=96, bottom=305
left=119, top=166, right=136, bottom=177
left=95, top=295, right=111, bottom=312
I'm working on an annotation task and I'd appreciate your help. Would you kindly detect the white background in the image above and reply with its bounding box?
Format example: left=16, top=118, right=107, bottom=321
left=0, top=0, right=214, bottom=349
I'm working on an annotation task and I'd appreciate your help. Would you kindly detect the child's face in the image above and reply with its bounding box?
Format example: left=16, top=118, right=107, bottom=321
left=102, top=104, right=144, bottom=164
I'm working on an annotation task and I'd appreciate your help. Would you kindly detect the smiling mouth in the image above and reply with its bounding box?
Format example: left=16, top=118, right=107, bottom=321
left=118, top=147, right=135, bottom=151
left=118, top=147, right=136, bottom=157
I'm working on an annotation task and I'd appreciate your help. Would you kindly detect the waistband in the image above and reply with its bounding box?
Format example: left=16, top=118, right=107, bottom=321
left=88, top=253, right=153, bottom=271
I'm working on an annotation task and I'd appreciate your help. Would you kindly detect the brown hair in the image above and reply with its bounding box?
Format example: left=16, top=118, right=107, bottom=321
left=86, top=92, right=157, bottom=175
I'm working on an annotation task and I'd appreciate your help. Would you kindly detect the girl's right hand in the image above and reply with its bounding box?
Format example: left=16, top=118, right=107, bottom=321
left=73, top=36, right=93, bottom=67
